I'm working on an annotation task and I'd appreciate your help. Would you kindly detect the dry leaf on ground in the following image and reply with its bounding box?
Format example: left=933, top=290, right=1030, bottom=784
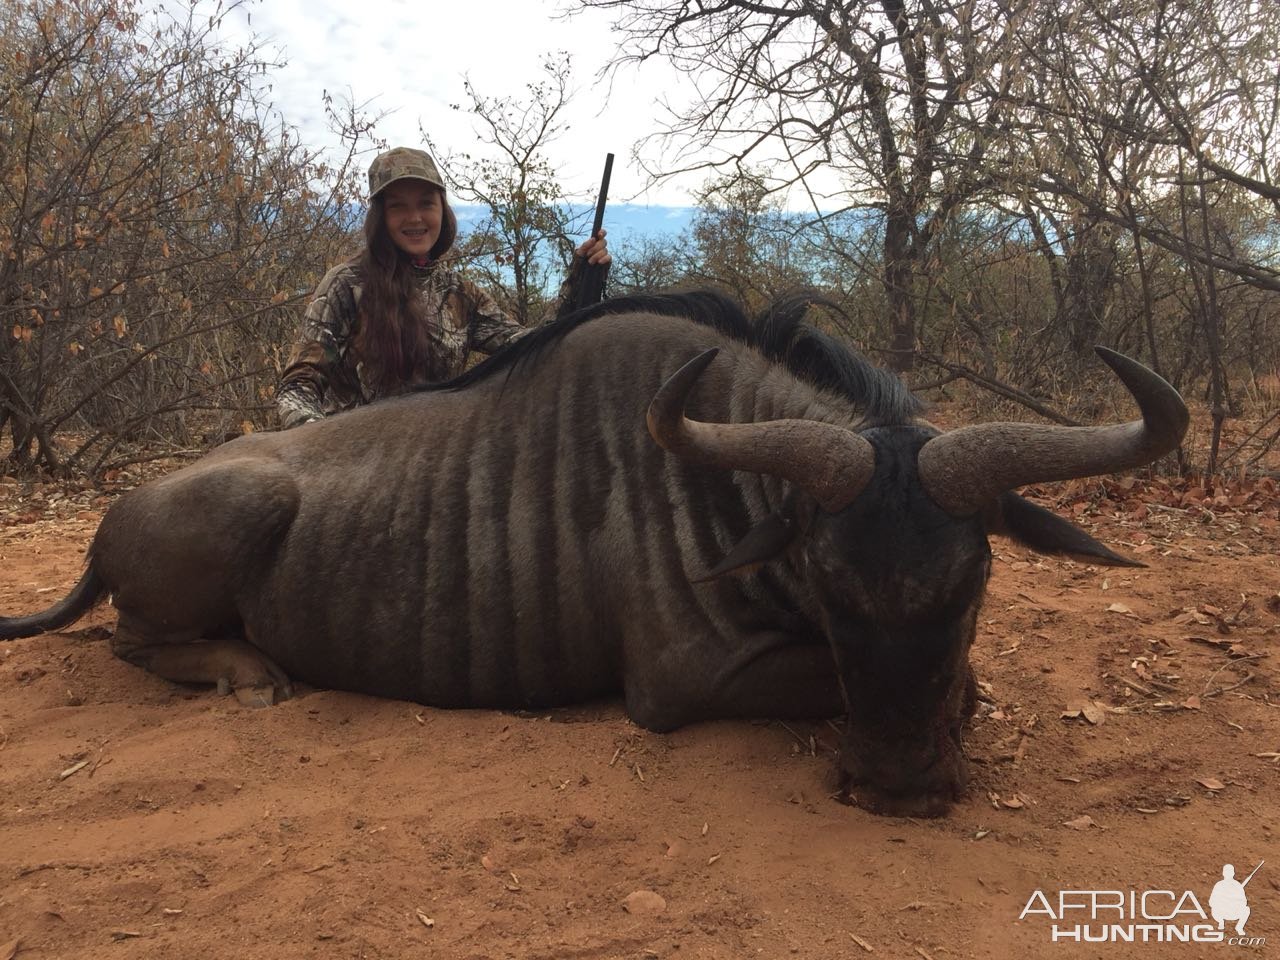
left=1063, top=701, right=1107, bottom=725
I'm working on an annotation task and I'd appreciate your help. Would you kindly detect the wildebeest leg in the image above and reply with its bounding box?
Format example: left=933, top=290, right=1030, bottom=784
left=626, top=638, right=844, bottom=731
left=111, top=615, right=292, bottom=708
left=705, top=643, right=845, bottom=721
left=93, top=454, right=299, bottom=706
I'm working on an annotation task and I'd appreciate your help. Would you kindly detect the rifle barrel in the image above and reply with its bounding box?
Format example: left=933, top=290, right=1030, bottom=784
left=591, top=153, right=614, bottom=239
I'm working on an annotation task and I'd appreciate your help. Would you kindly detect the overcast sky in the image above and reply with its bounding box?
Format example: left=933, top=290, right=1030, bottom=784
left=204, top=0, right=707, bottom=209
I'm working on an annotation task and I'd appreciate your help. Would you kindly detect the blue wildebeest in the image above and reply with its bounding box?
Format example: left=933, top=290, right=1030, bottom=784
left=0, top=293, right=1187, bottom=815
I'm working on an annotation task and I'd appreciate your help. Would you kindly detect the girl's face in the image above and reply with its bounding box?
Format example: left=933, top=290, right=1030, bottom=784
left=382, top=181, right=443, bottom=258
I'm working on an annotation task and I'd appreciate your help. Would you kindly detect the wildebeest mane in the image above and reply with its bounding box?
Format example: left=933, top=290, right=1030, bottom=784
left=430, top=289, right=920, bottom=425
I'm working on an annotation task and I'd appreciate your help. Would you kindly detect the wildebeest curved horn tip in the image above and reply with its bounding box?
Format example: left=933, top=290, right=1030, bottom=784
left=646, top=347, right=720, bottom=445
left=646, top=346, right=875, bottom=512
left=919, top=347, right=1189, bottom=516
left=1093, top=345, right=1190, bottom=439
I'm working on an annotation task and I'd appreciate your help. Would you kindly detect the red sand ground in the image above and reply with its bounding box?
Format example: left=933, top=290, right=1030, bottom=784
left=1, top=475, right=1277, bottom=959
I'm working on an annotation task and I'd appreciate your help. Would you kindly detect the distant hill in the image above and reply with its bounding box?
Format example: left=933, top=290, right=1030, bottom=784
left=454, top=202, right=697, bottom=246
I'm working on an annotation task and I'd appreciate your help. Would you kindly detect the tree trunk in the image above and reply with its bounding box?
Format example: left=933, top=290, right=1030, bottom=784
left=884, top=206, right=916, bottom=373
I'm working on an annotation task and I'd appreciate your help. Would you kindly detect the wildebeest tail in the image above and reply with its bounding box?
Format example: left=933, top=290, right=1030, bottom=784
left=0, top=563, right=105, bottom=639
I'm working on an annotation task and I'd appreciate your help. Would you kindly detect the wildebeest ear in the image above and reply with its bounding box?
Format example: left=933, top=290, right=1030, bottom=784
left=988, top=492, right=1143, bottom=568
left=692, top=511, right=800, bottom=582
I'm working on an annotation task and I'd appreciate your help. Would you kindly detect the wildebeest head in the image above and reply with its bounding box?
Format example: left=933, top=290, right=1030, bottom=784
left=648, top=346, right=1188, bottom=817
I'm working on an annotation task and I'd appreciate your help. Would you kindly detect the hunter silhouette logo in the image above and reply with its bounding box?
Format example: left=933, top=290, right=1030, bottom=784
left=1019, top=859, right=1267, bottom=946
left=1210, top=861, right=1263, bottom=936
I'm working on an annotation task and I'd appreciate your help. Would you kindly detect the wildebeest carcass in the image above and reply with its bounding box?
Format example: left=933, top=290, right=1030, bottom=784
left=0, top=292, right=1187, bottom=816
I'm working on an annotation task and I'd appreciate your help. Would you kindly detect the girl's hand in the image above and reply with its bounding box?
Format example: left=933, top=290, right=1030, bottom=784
left=576, top=229, right=611, bottom=266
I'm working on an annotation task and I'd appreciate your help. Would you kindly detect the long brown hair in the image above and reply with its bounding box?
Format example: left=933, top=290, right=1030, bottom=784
left=354, top=188, right=459, bottom=391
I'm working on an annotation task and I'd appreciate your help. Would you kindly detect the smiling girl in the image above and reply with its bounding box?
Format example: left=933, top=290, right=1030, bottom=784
left=276, top=146, right=610, bottom=428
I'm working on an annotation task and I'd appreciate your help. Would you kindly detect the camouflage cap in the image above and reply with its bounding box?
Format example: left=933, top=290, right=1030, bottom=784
left=367, top=147, right=446, bottom=199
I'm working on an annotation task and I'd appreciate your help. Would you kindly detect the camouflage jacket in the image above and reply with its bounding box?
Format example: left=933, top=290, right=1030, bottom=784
left=280, top=263, right=519, bottom=427
left=276, top=257, right=602, bottom=428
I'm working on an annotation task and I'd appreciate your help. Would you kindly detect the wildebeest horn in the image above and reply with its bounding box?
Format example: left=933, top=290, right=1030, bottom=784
left=647, top=348, right=876, bottom=513
left=917, top=347, right=1189, bottom=516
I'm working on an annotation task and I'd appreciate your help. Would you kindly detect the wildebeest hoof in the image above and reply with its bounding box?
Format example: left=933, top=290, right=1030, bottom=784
left=199, top=639, right=294, bottom=705
left=233, top=683, right=287, bottom=708
left=207, top=642, right=294, bottom=706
